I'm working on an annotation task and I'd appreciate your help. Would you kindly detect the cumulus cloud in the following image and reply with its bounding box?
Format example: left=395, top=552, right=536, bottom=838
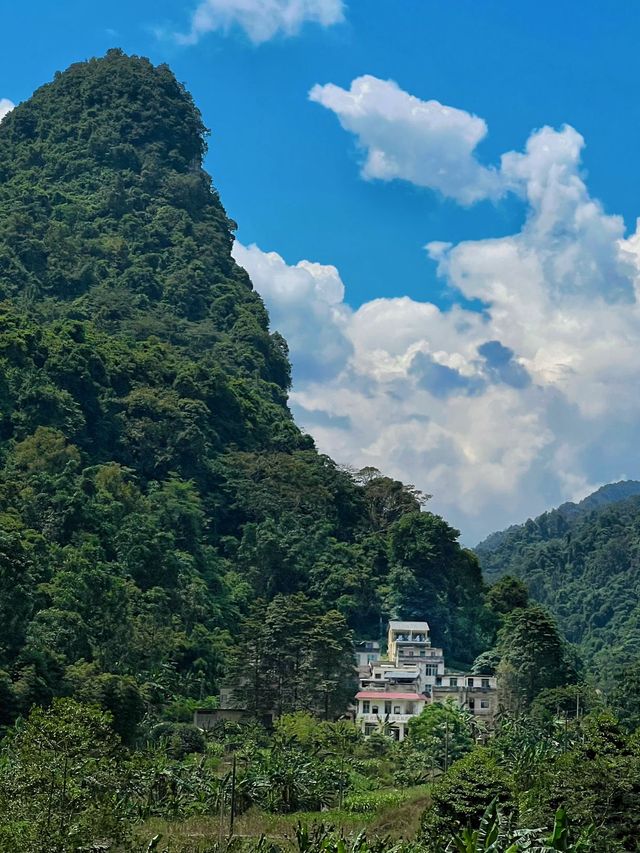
left=232, top=242, right=352, bottom=381
left=0, top=99, right=15, bottom=122
left=236, top=90, right=640, bottom=542
left=176, top=0, right=344, bottom=45
left=309, top=75, right=504, bottom=204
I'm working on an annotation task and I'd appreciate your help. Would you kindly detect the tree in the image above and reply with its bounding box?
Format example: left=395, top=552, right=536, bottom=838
left=496, top=607, right=577, bottom=711
left=524, top=711, right=640, bottom=851
left=0, top=698, right=128, bottom=852
left=420, top=748, right=514, bottom=850
left=354, top=466, right=430, bottom=530
left=305, top=611, right=356, bottom=720
left=486, top=576, right=529, bottom=616
left=609, top=658, right=640, bottom=731
left=65, top=663, right=146, bottom=744
left=231, top=596, right=355, bottom=719
left=407, top=701, right=475, bottom=771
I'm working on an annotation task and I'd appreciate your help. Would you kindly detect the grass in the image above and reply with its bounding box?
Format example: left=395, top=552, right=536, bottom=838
left=135, top=786, right=431, bottom=852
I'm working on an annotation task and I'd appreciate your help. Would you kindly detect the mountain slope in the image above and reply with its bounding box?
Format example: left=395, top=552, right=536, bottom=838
left=475, top=490, right=640, bottom=681
left=0, top=51, right=491, bottom=724
left=476, top=480, right=640, bottom=555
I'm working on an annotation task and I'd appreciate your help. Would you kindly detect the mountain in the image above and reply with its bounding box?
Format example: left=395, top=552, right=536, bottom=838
left=475, top=485, right=640, bottom=681
left=0, top=50, right=491, bottom=726
left=476, top=480, right=640, bottom=554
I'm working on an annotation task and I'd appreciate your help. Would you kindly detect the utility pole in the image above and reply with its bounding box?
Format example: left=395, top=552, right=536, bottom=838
left=444, top=718, right=449, bottom=773
left=229, top=754, right=237, bottom=838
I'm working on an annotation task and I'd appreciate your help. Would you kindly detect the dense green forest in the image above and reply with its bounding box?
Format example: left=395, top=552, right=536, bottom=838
left=476, top=490, right=640, bottom=685
left=1, top=50, right=639, bottom=852
left=0, top=49, right=491, bottom=729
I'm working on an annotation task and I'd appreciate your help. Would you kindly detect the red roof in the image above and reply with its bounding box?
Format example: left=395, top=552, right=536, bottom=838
left=355, top=692, right=426, bottom=701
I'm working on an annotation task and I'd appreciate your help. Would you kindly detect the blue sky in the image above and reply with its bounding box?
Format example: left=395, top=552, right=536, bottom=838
left=4, top=1, right=640, bottom=540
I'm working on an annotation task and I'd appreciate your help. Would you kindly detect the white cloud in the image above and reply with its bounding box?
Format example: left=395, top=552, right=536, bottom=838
left=0, top=99, right=15, bottom=122
left=232, top=242, right=352, bottom=380
left=176, top=0, right=344, bottom=45
left=236, top=87, right=640, bottom=542
left=309, top=75, right=504, bottom=205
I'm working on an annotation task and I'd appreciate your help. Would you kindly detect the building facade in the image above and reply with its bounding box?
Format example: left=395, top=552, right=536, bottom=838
left=355, top=640, right=381, bottom=670
left=354, top=620, right=498, bottom=741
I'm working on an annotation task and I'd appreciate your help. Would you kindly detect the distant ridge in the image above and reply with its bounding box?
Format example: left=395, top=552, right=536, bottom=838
left=475, top=479, right=640, bottom=554
left=474, top=480, right=640, bottom=679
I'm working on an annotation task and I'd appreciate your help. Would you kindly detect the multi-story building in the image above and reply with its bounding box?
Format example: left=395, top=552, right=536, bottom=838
left=431, top=673, right=499, bottom=720
left=355, top=640, right=381, bottom=670
left=354, top=690, right=427, bottom=740
left=354, top=619, right=498, bottom=740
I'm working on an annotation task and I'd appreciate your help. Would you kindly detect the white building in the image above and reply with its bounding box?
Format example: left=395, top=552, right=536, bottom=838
left=354, top=619, right=498, bottom=741
left=355, top=640, right=381, bottom=669
left=354, top=690, right=427, bottom=740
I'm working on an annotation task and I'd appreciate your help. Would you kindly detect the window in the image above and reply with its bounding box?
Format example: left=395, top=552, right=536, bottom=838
left=394, top=705, right=401, bottom=714
left=406, top=703, right=414, bottom=714
left=425, top=664, right=438, bottom=676
left=450, top=677, right=458, bottom=687
left=385, top=701, right=392, bottom=715
left=375, top=672, right=382, bottom=679
left=469, top=699, right=475, bottom=710
left=467, top=677, right=474, bottom=687
left=362, top=701, right=370, bottom=714
left=480, top=700, right=490, bottom=709
left=435, top=676, right=442, bottom=686
left=419, top=650, right=425, bottom=656
left=481, top=678, right=490, bottom=688
left=372, top=705, right=379, bottom=715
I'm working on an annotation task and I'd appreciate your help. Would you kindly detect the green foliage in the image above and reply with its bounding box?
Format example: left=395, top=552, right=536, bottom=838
left=406, top=701, right=475, bottom=771
left=476, top=494, right=640, bottom=686
left=235, top=740, right=342, bottom=814
left=420, top=749, right=514, bottom=851
left=230, top=595, right=357, bottom=719
left=522, top=711, right=640, bottom=852
left=342, top=790, right=414, bottom=814
left=485, top=576, right=529, bottom=616
left=495, top=607, right=578, bottom=711
left=150, top=721, right=207, bottom=759
left=0, top=49, right=492, bottom=725
left=445, top=801, right=593, bottom=853
left=0, top=698, right=128, bottom=852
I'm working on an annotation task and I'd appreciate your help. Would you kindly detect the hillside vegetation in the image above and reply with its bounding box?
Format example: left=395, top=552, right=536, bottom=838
left=1, top=49, right=640, bottom=853
left=0, top=49, right=491, bottom=727
left=476, top=490, right=640, bottom=682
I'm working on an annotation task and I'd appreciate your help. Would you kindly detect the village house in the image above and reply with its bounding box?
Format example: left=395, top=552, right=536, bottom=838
left=354, top=620, right=498, bottom=741
left=194, top=619, right=497, bottom=738
left=355, top=639, right=381, bottom=669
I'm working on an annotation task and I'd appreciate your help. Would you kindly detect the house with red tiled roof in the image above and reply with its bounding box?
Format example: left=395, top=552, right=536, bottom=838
left=354, top=620, right=497, bottom=740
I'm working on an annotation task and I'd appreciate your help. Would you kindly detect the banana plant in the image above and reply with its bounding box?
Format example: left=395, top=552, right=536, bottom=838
left=445, top=801, right=523, bottom=852
left=446, top=802, right=593, bottom=853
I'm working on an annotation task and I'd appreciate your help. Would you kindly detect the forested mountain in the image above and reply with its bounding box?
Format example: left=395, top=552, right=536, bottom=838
left=3, top=49, right=640, bottom=853
left=476, top=480, right=640, bottom=554
left=475, top=490, right=640, bottom=682
left=0, top=50, right=492, bottom=728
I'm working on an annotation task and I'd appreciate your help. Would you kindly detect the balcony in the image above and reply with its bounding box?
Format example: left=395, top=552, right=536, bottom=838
left=357, top=713, right=416, bottom=724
